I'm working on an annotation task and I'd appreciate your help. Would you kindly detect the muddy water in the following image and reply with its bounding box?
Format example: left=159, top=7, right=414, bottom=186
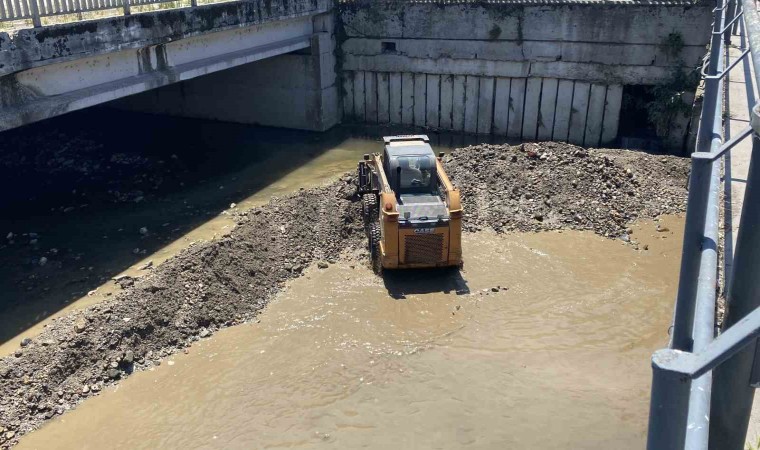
left=17, top=216, right=684, bottom=450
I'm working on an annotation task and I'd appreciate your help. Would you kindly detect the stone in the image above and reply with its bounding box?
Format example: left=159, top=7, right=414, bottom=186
left=199, top=328, right=210, bottom=338
left=39, top=257, right=48, bottom=266
left=107, top=368, right=121, bottom=379
left=317, top=261, right=329, bottom=269
left=82, top=385, right=90, bottom=394
left=74, top=319, right=87, bottom=333
left=20, top=338, right=32, bottom=347
left=139, top=227, right=148, bottom=235
left=123, top=351, right=134, bottom=365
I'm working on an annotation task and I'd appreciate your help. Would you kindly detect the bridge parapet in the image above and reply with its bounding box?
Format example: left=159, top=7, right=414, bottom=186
left=0, top=0, right=332, bottom=76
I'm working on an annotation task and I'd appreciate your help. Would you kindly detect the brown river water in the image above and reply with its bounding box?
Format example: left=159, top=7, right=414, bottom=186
left=16, top=216, right=683, bottom=449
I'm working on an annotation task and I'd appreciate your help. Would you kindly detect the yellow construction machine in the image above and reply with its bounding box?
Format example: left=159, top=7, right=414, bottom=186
left=356, top=135, right=463, bottom=273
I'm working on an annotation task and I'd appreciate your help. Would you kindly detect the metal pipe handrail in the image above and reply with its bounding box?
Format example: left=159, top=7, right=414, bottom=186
left=648, top=0, right=760, bottom=447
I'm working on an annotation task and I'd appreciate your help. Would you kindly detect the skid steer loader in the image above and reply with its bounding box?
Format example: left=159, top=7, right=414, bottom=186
left=356, top=135, right=463, bottom=273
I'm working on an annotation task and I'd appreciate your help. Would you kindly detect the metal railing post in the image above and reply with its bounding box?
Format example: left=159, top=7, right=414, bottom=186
left=123, top=0, right=130, bottom=15
left=648, top=352, right=692, bottom=450
left=28, top=0, right=41, bottom=27
left=709, top=123, right=760, bottom=450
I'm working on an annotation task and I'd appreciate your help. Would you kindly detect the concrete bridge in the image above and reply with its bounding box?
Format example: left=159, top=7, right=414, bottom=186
left=0, top=0, right=713, bottom=151
left=0, top=0, right=340, bottom=131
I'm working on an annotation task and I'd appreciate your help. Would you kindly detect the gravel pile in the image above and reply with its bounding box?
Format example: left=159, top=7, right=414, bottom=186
left=445, top=142, right=689, bottom=237
left=0, top=142, right=690, bottom=448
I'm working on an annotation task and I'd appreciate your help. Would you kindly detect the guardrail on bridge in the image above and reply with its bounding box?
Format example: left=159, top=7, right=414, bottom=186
left=647, top=0, right=760, bottom=448
left=0, top=0, right=204, bottom=27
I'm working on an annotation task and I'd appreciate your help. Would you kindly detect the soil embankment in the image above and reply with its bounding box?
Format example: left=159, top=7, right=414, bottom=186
left=0, top=142, right=689, bottom=448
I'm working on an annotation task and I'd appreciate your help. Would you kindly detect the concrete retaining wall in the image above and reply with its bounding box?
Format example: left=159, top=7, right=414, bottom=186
left=343, top=71, right=622, bottom=147
left=338, top=1, right=713, bottom=148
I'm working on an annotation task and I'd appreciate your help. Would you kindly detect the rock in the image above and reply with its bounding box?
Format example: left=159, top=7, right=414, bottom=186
left=199, top=328, right=210, bottom=338
left=14, top=349, right=22, bottom=357
left=82, top=385, right=90, bottom=394
left=317, top=261, right=329, bottom=269
left=20, top=338, right=32, bottom=347
left=74, top=319, right=87, bottom=333
left=107, top=368, right=121, bottom=379
left=0, top=367, right=10, bottom=377
left=132, top=248, right=141, bottom=254
left=123, top=351, right=134, bottom=365
left=656, top=224, right=670, bottom=233
left=41, top=339, right=55, bottom=346
left=39, top=256, right=48, bottom=266
left=644, top=244, right=650, bottom=251
left=6, top=232, right=13, bottom=240
left=230, top=203, right=237, bottom=209
left=533, top=213, right=543, bottom=222
left=620, top=233, right=630, bottom=242
left=139, top=227, right=148, bottom=235
left=491, top=287, right=499, bottom=292
left=140, top=260, right=153, bottom=270
left=5, top=431, right=15, bottom=440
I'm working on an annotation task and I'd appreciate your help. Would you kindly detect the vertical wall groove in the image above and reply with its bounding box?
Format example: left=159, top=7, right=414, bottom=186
left=341, top=70, right=623, bottom=146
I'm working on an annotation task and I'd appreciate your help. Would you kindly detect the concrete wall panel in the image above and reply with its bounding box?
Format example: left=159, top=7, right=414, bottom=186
left=390, top=72, right=403, bottom=124
left=343, top=72, right=354, bottom=120
left=553, top=79, right=574, bottom=142
left=342, top=54, right=679, bottom=86
left=341, top=3, right=711, bottom=46
left=452, top=75, right=466, bottom=132
left=365, top=71, right=378, bottom=123
left=464, top=75, right=480, bottom=134
left=342, top=38, right=705, bottom=71
left=537, top=78, right=558, bottom=141
left=440, top=75, right=454, bottom=130
left=377, top=72, right=390, bottom=124
left=477, top=77, right=495, bottom=134
left=401, top=72, right=414, bottom=125
left=507, top=78, right=526, bottom=139
left=601, top=84, right=623, bottom=145
left=568, top=82, right=590, bottom=145
left=414, top=73, right=427, bottom=127
left=353, top=71, right=366, bottom=122
left=522, top=78, right=542, bottom=140
left=493, top=78, right=511, bottom=136
left=584, top=84, right=607, bottom=147
left=426, top=74, right=441, bottom=128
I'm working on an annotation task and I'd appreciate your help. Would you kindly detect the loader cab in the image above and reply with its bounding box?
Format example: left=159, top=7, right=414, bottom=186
left=382, top=135, right=449, bottom=225
left=382, top=135, right=439, bottom=197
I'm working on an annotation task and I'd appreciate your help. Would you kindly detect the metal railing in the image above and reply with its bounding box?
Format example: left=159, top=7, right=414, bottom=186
left=0, top=0, right=200, bottom=27
left=647, top=0, right=760, bottom=448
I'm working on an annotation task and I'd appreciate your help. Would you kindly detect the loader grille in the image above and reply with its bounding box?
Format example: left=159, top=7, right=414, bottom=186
left=404, top=233, right=445, bottom=265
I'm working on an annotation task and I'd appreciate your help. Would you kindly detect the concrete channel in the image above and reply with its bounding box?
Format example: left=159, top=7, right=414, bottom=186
left=0, top=0, right=725, bottom=447
left=0, top=105, right=691, bottom=448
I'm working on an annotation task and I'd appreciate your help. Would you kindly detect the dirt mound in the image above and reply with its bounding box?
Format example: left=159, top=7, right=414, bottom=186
left=445, top=142, right=689, bottom=237
left=0, top=142, right=690, bottom=448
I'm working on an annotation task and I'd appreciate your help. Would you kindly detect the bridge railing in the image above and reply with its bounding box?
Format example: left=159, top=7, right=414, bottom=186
left=0, top=0, right=202, bottom=28
left=647, top=0, right=760, bottom=448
